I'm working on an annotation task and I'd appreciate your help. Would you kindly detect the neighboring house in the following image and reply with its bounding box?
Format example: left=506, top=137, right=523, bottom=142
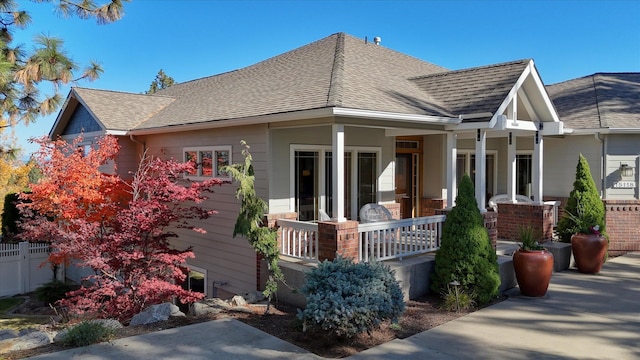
left=49, top=32, right=565, bottom=298
left=546, top=73, right=640, bottom=255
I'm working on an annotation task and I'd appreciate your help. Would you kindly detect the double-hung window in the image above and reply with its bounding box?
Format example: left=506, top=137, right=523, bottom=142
left=183, top=146, right=231, bottom=181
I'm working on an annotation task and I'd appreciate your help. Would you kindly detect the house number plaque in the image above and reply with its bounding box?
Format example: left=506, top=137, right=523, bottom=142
left=613, top=181, right=636, bottom=189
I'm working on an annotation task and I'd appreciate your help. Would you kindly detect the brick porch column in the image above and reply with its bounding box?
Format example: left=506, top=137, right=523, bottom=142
left=497, top=203, right=554, bottom=243
left=317, top=220, right=360, bottom=262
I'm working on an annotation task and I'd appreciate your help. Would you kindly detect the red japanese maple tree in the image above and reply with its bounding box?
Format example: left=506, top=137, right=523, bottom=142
left=20, top=135, right=224, bottom=322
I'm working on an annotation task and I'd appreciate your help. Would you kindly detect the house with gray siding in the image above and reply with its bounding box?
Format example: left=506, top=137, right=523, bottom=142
left=546, top=73, right=640, bottom=255
left=50, top=32, right=572, bottom=299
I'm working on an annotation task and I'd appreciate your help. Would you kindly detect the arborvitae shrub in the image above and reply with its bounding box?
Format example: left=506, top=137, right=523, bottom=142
left=556, top=154, right=606, bottom=242
left=297, top=256, right=405, bottom=338
left=431, top=174, right=500, bottom=305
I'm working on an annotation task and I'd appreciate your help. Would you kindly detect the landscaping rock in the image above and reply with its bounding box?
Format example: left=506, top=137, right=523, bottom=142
left=129, top=303, right=185, bottom=326
left=244, top=291, right=265, bottom=304
left=231, top=295, right=247, bottom=307
left=0, top=330, right=18, bottom=341
left=191, top=300, right=225, bottom=317
left=0, top=330, right=53, bottom=354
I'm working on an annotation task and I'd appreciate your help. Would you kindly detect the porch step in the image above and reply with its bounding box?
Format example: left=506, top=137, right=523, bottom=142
left=497, top=240, right=520, bottom=256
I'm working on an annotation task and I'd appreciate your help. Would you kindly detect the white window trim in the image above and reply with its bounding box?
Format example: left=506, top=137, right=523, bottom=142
left=289, top=144, right=382, bottom=219
left=183, top=146, right=232, bottom=181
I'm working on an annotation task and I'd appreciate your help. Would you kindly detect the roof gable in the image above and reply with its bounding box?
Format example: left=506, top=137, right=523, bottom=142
left=411, top=60, right=530, bottom=118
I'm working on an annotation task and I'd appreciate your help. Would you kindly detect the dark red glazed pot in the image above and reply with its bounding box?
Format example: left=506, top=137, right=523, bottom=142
left=513, top=249, right=554, bottom=297
left=571, top=233, right=608, bottom=274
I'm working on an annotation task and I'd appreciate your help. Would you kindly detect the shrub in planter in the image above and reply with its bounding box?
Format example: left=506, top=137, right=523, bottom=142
left=431, top=174, right=500, bottom=305
left=297, top=256, right=405, bottom=338
left=557, top=154, right=606, bottom=243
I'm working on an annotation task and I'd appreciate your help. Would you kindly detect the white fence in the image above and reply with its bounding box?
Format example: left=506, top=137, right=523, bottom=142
left=0, top=242, right=62, bottom=297
left=358, top=215, right=445, bottom=262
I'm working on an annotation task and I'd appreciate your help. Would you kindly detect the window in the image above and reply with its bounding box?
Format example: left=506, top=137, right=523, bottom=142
left=292, top=146, right=379, bottom=221
left=516, top=153, right=533, bottom=198
left=178, top=265, right=206, bottom=313
left=457, top=151, right=497, bottom=204
left=183, top=146, right=231, bottom=180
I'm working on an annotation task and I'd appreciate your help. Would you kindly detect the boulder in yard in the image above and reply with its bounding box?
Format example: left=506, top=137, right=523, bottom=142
left=129, top=303, right=185, bottom=326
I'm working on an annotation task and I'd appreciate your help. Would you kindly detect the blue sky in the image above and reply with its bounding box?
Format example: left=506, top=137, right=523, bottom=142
left=10, top=0, right=640, bottom=157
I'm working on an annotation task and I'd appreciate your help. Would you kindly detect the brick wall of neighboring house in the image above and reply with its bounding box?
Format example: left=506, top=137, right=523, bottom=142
left=421, top=198, right=447, bottom=216
left=604, top=200, right=640, bottom=256
left=497, top=203, right=555, bottom=243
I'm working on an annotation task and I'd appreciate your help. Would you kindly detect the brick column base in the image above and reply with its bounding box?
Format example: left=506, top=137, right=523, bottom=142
left=496, top=203, right=554, bottom=243
left=318, top=220, right=360, bottom=262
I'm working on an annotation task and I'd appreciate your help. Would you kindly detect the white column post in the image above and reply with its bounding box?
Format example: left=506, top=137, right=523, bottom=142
left=332, top=124, right=346, bottom=222
left=446, top=132, right=457, bottom=209
left=475, top=129, right=487, bottom=212
left=507, top=132, right=517, bottom=202
left=532, top=124, right=544, bottom=204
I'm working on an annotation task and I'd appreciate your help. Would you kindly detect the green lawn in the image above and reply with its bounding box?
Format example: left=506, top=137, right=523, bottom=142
left=0, top=297, right=24, bottom=313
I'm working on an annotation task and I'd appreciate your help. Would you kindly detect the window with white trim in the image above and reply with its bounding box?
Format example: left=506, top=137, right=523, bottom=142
left=291, top=145, right=380, bottom=221
left=183, top=146, right=231, bottom=180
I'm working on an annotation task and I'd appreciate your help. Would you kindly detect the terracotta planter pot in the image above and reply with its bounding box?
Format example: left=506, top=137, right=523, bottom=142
left=571, top=233, right=608, bottom=274
left=513, top=249, right=554, bottom=297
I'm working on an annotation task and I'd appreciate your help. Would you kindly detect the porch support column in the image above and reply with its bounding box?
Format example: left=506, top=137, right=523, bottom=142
left=532, top=123, right=544, bottom=204
left=507, top=132, right=517, bottom=202
left=446, top=132, right=457, bottom=209
left=332, top=124, right=346, bottom=222
left=475, top=129, right=487, bottom=212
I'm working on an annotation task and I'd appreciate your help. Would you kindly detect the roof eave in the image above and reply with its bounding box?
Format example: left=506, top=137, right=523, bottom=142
left=129, top=107, right=462, bottom=136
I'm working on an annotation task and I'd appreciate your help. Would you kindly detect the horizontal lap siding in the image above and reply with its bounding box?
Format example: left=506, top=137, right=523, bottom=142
left=140, top=124, right=268, bottom=297
left=544, top=136, right=602, bottom=197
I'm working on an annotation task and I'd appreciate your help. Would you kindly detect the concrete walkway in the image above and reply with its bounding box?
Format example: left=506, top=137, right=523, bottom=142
left=29, top=253, right=640, bottom=360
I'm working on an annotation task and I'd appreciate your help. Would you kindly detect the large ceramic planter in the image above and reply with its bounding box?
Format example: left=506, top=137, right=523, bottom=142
left=571, top=233, right=608, bottom=274
left=513, top=249, right=554, bottom=297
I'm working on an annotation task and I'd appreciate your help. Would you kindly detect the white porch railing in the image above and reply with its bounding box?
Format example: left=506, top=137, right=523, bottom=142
left=358, top=215, right=445, bottom=262
left=277, top=219, right=319, bottom=262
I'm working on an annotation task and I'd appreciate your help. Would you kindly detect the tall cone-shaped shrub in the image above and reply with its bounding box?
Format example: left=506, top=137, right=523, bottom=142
left=431, top=174, right=500, bottom=305
left=556, top=154, right=606, bottom=242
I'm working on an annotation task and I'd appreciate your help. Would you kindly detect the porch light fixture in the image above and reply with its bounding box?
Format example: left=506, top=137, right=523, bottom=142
left=619, top=163, right=635, bottom=177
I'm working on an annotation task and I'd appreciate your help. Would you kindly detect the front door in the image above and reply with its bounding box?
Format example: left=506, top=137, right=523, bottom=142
left=395, top=138, right=421, bottom=218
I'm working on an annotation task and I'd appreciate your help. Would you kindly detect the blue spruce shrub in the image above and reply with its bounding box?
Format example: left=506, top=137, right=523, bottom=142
left=297, top=256, right=405, bottom=338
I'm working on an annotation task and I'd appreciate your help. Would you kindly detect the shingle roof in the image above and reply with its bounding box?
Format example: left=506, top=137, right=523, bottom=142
left=137, top=33, right=449, bottom=129
left=66, top=33, right=538, bottom=133
left=547, top=73, right=640, bottom=129
left=411, top=59, right=530, bottom=117
left=73, top=88, right=174, bottom=131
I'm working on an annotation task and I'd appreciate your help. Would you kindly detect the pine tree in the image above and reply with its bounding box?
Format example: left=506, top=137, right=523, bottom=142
left=431, top=174, right=500, bottom=305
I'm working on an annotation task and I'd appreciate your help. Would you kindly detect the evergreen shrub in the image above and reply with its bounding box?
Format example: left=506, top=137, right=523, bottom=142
left=431, top=174, right=500, bottom=305
left=34, top=280, right=79, bottom=306
left=60, top=321, right=115, bottom=347
left=297, top=256, right=405, bottom=338
left=556, top=154, right=606, bottom=242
